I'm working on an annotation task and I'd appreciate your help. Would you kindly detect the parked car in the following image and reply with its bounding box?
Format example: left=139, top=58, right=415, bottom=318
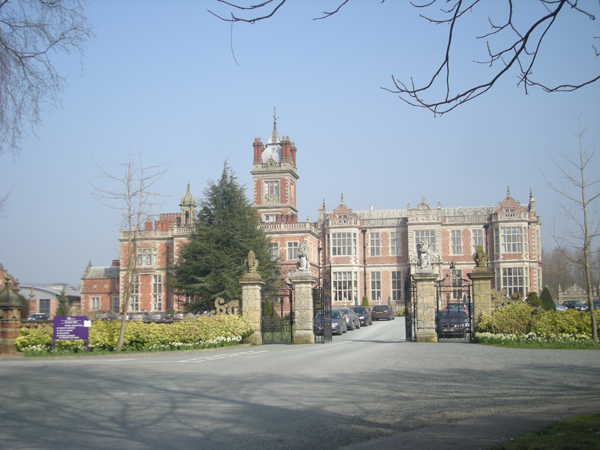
left=593, top=299, right=600, bottom=310
left=562, top=300, right=589, bottom=311
left=314, top=309, right=347, bottom=336
left=350, top=306, right=372, bottom=326
left=150, top=312, right=172, bottom=321
left=554, top=301, right=568, bottom=312
left=27, top=313, right=49, bottom=321
left=92, top=310, right=118, bottom=321
left=172, top=311, right=186, bottom=320
left=119, top=311, right=152, bottom=321
left=371, top=305, right=393, bottom=321
left=336, top=308, right=361, bottom=330
left=436, top=311, right=471, bottom=338
left=445, top=303, right=469, bottom=314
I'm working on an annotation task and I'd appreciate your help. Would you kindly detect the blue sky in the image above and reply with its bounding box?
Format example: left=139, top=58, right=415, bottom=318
left=1, top=1, right=599, bottom=287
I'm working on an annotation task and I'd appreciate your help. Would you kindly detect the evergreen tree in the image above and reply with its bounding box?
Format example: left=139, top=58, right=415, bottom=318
left=171, top=163, right=277, bottom=311
left=540, top=286, right=556, bottom=311
left=54, top=287, right=70, bottom=316
left=362, top=296, right=370, bottom=307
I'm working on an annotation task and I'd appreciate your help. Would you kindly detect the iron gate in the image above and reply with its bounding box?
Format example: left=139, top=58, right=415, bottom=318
left=405, top=274, right=416, bottom=342
left=261, top=283, right=294, bottom=344
left=313, top=270, right=332, bottom=343
left=435, top=274, right=473, bottom=341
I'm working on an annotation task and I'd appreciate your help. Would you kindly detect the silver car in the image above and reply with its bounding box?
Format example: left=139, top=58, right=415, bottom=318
left=336, top=308, right=361, bottom=331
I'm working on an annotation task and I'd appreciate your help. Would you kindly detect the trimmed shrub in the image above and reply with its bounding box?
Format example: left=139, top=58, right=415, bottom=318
left=540, top=286, right=555, bottom=311
left=362, top=296, right=369, bottom=306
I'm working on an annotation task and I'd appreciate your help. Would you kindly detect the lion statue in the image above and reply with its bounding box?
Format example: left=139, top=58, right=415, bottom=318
left=417, top=240, right=431, bottom=269
left=296, top=241, right=310, bottom=272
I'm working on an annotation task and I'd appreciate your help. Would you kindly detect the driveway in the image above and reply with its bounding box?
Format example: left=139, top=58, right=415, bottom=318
left=1, top=319, right=598, bottom=449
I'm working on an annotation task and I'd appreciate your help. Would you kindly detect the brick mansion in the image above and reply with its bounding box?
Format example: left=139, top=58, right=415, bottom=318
left=80, top=120, right=543, bottom=314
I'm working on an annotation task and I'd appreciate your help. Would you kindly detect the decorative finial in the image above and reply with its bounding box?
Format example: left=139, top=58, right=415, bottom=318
left=273, top=107, right=278, bottom=126
left=421, top=196, right=427, bottom=204
left=507, top=186, right=511, bottom=198
left=340, top=193, right=344, bottom=204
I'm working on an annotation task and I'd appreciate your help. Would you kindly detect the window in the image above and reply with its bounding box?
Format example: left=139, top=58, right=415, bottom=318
left=39, top=299, right=51, bottom=315
left=390, top=232, right=401, bottom=256
left=152, top=294, right=162, bottom=311
left=152, top=275, right=163, bottom=294
left=269, top=242, right=279, bottom=260
left=138, top=248, right=152, bottom=266
left=131, top=275, right=139, bottom=294
left=500, top=227, right=526, bottom=253
left=391, top=271, right=402, bottom=301
left=130, top=295, right=140, bottom=311
left=333, top=272, right=357, bottom=303
left=90, top=297, right=100, bottom=311
left=287, top=242, right=298, bottom=260
left=331, top=232, right=356, bottom=256
left=497, top=267, right=527, bottom=297
left=451, top=269, right=463, bottom=300
left=471, top=229, right=483, bottom=254
left=370, top=232, right=380, bottom=256
left=370, top=272, right=381, bottom=302
left=263, top=214, right=277, bottom=223
left=414, top=230, right=436, bottom=253
left=264, top=180, right=280, bottom=202
left=111, top=297, right=119, bottom=312
left=127, top=276, right=140, bottom=311
left=450, top=230, right=462, bottom=255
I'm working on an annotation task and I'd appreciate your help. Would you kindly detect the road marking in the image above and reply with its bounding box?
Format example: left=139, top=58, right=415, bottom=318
left=179, top=350, right=268, bottom=363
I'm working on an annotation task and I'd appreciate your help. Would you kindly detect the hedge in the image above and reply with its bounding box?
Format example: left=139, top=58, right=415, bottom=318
left=16, top=315, right=254, bottom=353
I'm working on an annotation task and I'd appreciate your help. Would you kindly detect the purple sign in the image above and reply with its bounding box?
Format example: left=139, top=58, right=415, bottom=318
left=53, top=316, right=91, bottom=352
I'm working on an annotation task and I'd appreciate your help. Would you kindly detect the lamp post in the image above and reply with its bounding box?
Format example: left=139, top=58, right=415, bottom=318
left=361, top=229, right=367, bottom=300
left=318, top=246, right=322, bottom=289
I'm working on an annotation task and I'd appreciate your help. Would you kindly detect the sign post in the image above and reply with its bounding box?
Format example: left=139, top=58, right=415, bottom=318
left=53, top=316, right=92, bottom=353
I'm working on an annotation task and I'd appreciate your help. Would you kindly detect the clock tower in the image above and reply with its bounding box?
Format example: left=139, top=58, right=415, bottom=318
left=251, top=114, right=299, bottom=224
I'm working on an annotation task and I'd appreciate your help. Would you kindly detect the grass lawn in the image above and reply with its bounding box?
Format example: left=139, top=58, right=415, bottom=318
left=489, top=414, right=600, bottom=450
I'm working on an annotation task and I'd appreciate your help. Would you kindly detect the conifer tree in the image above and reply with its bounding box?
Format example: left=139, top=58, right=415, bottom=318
left=55, top=287, right=70, bottom=316
left=540, top=287, right=556, bottom=311
left=171, top=162, right=277, bottom=311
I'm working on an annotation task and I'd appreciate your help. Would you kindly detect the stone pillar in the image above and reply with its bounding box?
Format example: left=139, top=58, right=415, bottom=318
left=239, top=272, right=264, bottom=345
left=291, top=272, right=316, bottom=345
left=468, top=267, right=494, bottom=329
left=0, top=277, right=25, bottom=354
left=412, top=270, right=438, bottom=343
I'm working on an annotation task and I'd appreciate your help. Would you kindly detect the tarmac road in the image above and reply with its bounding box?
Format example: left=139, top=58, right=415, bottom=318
left=1, top=318, right=599, bottom=450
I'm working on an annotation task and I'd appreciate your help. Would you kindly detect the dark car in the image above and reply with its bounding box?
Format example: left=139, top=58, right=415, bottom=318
left=593, top=299, right=600, bottom=310
left=562, top=300, right=589, bottom=311
left=92, top=310, right=118, bottom=321
left=371, top=305, right=392, bottom=321
left=350, top=306, right=372, bottom=326
left=436, top=311, right=471, bottom=338
left=314, top=310, right=347, bottom=336
left=445, top=303, right=469, bottom=314
left=27, top=313, right=49, bottom=321
left=337, top=308, right=361, bottom=330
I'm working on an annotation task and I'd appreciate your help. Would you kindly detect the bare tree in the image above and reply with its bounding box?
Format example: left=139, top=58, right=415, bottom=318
left=541, top=122, right=599, bottom=344
left=209, top=0, right=599, bottom=116
left=88, top=150, right=170, bottom=351
left=0, top=0, right=93, bottom=156
left=0, top=185, right=12, bottom=217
